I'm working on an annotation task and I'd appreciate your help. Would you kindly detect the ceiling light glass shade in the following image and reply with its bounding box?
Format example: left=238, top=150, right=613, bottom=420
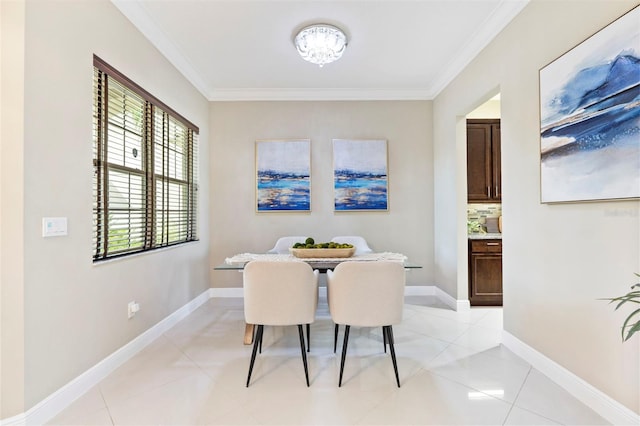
left=294, top=24, right=347, bottom=67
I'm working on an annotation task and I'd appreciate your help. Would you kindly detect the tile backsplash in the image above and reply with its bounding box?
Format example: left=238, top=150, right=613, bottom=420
left=467, top=203, right=502, bottom=232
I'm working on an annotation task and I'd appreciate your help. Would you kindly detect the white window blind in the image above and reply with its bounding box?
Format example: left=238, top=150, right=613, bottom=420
left=93, top=55, right=198, bottom=261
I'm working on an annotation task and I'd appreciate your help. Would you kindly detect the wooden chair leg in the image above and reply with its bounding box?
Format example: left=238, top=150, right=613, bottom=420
left=298, top=325, right=310, bottom=387
left=334, top=324, right=339, bottom=353
left=246, top=325, right=264, bottom=387
left=338, top=325, right=350, bottom=387
left=306, top=323, right=311, bottom=352
left=385, top=326, right=400, bottom=387
left=244, top=323, right=255, bottom=345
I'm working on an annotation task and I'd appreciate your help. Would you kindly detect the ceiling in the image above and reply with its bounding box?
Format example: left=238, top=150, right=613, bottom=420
left=112, top=0, right=529, bottom=101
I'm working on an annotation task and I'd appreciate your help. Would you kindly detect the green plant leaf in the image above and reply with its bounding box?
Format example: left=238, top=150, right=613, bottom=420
left=613, top=296, right=640, bottom=310
left=623, top=317, right=640, bottom=341
left=603, top=274, right=640, bottom=342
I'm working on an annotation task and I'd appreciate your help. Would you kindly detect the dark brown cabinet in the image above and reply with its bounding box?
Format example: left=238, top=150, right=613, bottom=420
left=469, top=239, right=503, bottom=306
left=467, top=119, right=501, bottom=202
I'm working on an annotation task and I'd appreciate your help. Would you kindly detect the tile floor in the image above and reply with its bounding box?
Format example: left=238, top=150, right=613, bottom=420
left=48, top=295, right=609, bottom=425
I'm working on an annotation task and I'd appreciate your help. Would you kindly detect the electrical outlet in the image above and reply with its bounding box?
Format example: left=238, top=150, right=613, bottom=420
left=127, top=301, right=140, bottom=319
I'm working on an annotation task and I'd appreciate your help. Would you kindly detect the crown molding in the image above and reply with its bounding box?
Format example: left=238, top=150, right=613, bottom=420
left=207, top=87, right=436, bottom=101
left=429, top=0, right=529, bottom=97
left=110, top=0, right=213, bottom=98
left=112, top=0, right=529, bottom=102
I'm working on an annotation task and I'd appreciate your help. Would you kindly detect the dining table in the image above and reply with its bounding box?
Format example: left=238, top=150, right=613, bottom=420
left=214, top=252, right=421, bottom=344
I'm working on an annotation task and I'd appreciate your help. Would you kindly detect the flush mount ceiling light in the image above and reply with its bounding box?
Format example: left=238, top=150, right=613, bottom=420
left=294, top=24, right=348, bottom=67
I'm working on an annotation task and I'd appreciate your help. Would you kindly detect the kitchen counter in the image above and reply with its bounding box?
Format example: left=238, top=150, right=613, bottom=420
left=468, top=233, right=502, bottom=240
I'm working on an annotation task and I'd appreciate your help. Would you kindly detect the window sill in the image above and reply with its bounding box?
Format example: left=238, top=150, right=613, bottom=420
left=92, top=240, right=200, bottom=266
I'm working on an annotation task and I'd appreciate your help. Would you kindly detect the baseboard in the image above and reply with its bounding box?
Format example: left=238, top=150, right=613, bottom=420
left=502, top=331, right=640, bottom=426
left=0, top=289, right=212, bottom=426
left=209, top=287, right=243, bottom=298
left=209, top=285, right=471, bottom=311
left=0, top=413, right=24, bottom=426
left=404, top=285, right=436, bottom=296
left=210, top=285, right=440, bottom=299
left=435, top=286, right=471, bottom=311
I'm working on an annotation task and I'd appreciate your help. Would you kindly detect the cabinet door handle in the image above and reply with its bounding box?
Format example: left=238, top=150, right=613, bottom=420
left=486, top=242, right=500, bottom=246
left=487, top=186, right=491, bottom=197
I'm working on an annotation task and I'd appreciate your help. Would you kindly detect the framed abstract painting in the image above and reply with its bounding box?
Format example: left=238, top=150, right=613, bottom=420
left=333, top=139, right=388, bottom=211
left=539, top=6, right=639, bottom=203
left=255, top=139, right=311, bottom=212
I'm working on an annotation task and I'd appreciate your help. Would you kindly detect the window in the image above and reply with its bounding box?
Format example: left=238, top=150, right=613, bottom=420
left=92, top=55, right=198, bottom=261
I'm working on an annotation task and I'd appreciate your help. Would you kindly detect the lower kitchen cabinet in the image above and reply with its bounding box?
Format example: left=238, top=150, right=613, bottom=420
left=468, top=239, right=503, bottom=306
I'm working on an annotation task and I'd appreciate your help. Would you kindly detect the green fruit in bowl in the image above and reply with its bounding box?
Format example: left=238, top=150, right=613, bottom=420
left=291, top=238, right=354, bottom=249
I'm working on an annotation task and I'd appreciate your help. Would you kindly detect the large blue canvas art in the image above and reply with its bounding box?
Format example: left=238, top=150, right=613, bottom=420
left=333, top=139, right=388, bottom=211
left=539, top=6, right=639, bottom=203
left=256, top=139, right=310, bottom=212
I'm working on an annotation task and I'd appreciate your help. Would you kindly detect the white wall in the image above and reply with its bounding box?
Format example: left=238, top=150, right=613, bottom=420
left=434, top=0, right=639, bottom=414
left=1, top=0, right=26, bottom=418
left=210, top=101, right=433, bottom=289
left=1, top=0, right=210, bottom=415
left=466, top=98, right=500, bottom=119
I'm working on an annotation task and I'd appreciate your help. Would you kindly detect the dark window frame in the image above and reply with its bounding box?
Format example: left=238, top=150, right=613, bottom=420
left=93, top=55, right=199, bottom=262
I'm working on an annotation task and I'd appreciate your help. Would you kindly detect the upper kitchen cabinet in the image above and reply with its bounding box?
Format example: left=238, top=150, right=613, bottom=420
left=467, top=119, right=501, bottom=203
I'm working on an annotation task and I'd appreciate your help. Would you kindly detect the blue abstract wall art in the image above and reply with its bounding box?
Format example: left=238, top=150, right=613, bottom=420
left=256, top=139, right=310, bottom=212
left=539, top=6, right=639, bottom=203
left=333, top=139, right=388, bottom=211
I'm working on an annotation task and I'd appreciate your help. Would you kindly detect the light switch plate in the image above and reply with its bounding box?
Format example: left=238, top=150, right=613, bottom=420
left=42, top=217, right=67, bottom=237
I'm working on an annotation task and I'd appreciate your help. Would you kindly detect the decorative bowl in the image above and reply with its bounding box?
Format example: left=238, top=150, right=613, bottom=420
left=290, top=247, right=356, bottom=258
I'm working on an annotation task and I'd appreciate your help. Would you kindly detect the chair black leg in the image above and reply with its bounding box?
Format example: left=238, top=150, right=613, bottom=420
left=334, top=324, right=339, bottom=353
left=338, top=325, right=350, bottom=387
left=298, top=325, right=310, bottom=387
left=259, top=327, right=262, bottom=354
left=388, top=325, right=396, bottom=349
left=306, top=323, right=310, bottom=352
left=246, top=325, right=264, bottom=387
left=383, top=326, right=387, bottom=353
left=385, top=326, right=400, bottom=387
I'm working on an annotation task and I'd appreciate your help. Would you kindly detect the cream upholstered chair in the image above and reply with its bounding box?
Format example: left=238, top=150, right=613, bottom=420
left=267, top=236, right=307, bottom=254
left=243, top=260, right=319, bottom=387
left=330, top=236, right=373, bottom=255
left=327, top=261, right=406, bottom=387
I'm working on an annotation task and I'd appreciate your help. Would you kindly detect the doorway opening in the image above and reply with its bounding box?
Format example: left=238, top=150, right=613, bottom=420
left=465, top=93, right=503, bottom=308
